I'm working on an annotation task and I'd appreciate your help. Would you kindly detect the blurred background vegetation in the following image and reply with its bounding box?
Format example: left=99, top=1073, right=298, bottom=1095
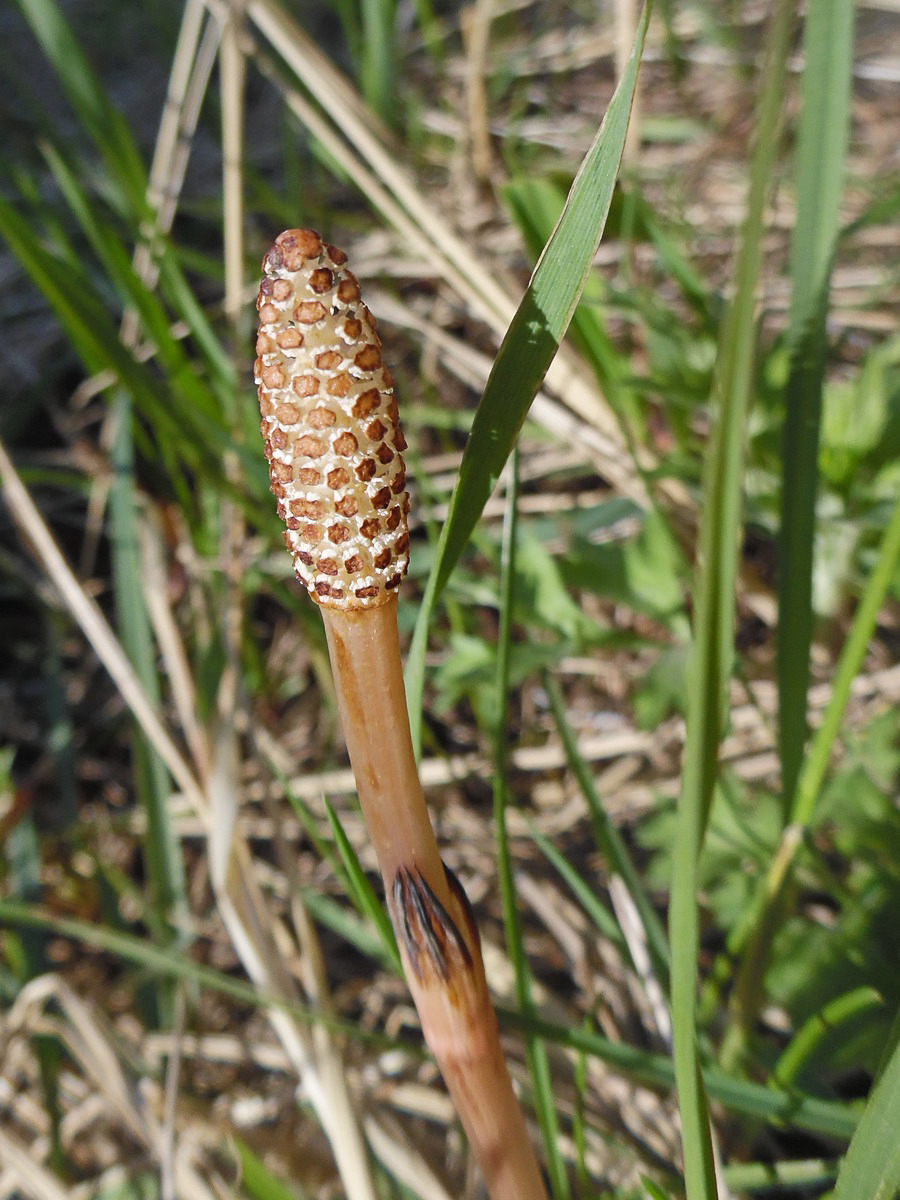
left=1, top=1, right=899, bottom=1198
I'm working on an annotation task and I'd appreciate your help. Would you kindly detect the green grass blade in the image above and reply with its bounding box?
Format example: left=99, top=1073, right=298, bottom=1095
left=502, top=175, right=637, bottom=423
left=528, top=825, right=627, bottom=952
left=323, top=797, right=400, bottom=970
left=772, top=987, right=885, bottom=1090
left=0, top=899, right=863, bottom=1143
left=41, top=145, right=228, bottom=433
left=0, top=196, right=217, bottom=483
left=360, top=0, right=396, bottom=122
left=496, top=1006, right=859, bottom=1142
left=405, top=1, right=652, bottom=746
left=0, top=199, right=148, bottom=390
left=725, top=0, right=857, bottom=1071
left=0, top=901, right=404, bottom=1053
left=15, top=0, right=148, bottom=212
left=833, top=1009, right=900, bottom=1200
left=722, top=1159, right=837, bottom=1194
left=726, top=492, right=900, bottom=1039
left=791, top=492, right=900, bottom=826
left=300, top=888, right=393, bottom=968
left=491, top=452, right=570, bottom=1198
left=668, top=3, right=795, bottom=1194
left=234, top=1138, right=311, bottom=1200
left=544, top=672, right=670, bottom=992
left=4, top=809, right=45, bottom=979
left=109, top=394, right=188, bottom=947
left=643, top=1182, right=672, bottom=1200
left=777, top=0, right=855, bottom=812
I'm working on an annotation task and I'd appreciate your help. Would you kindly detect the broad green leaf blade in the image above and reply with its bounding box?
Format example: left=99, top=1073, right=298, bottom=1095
left=406, top=1, right=652, bottom=743
left=668, top=3, right=795, bottom=1195
left=777, top=0, right=855, bottom=811
left=833, top=1011, right=900, bottom=1200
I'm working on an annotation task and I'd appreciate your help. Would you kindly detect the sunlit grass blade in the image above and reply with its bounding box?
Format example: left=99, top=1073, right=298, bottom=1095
left=45, top=138, right=235, bottom=399
left=723, top=1159, right=837, bottom=1194
left=0, top=196, right=221, bottom=497
left=502, top=175, right=637, bottom=422
left=15, top=0, right=239, bottom=412
left=0, top=174, right=269, bottom=529
left=41, top=145, right=226, bottom=429
left=777, top=0, right=855, bottom=812
left=406, top=1, right=652, bottom=744
left=491, top=452, right=570, bottom=1198
left=4, top=804, right=45, bottom=980
left=13, top=0, right=241, bottom=436
left=643, top=1180, right=672, bottom=1200
left=0, top=200, right=155, bottom=406
left=789, top=494, right=900, bottom=828
left=668, top=2, right=795, bottom=1194
left=301, top=887, right=394, bottom=968
left=833, top=1009, right=900, bottom=1200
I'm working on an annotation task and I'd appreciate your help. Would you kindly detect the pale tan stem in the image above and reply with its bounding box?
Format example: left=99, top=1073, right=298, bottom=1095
left=321, top=601, right=547, bottom=1200
left=321, top=601, right=445, bottom=893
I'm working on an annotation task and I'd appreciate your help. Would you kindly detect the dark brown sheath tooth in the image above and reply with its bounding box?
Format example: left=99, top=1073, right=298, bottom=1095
left=393, top=866, right=473, bottom=985
left=255, top=229, right=410, bottom=610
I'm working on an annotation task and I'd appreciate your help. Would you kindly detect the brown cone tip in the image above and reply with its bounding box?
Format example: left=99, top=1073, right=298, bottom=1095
left=255, top=230, right=410, bottom=609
